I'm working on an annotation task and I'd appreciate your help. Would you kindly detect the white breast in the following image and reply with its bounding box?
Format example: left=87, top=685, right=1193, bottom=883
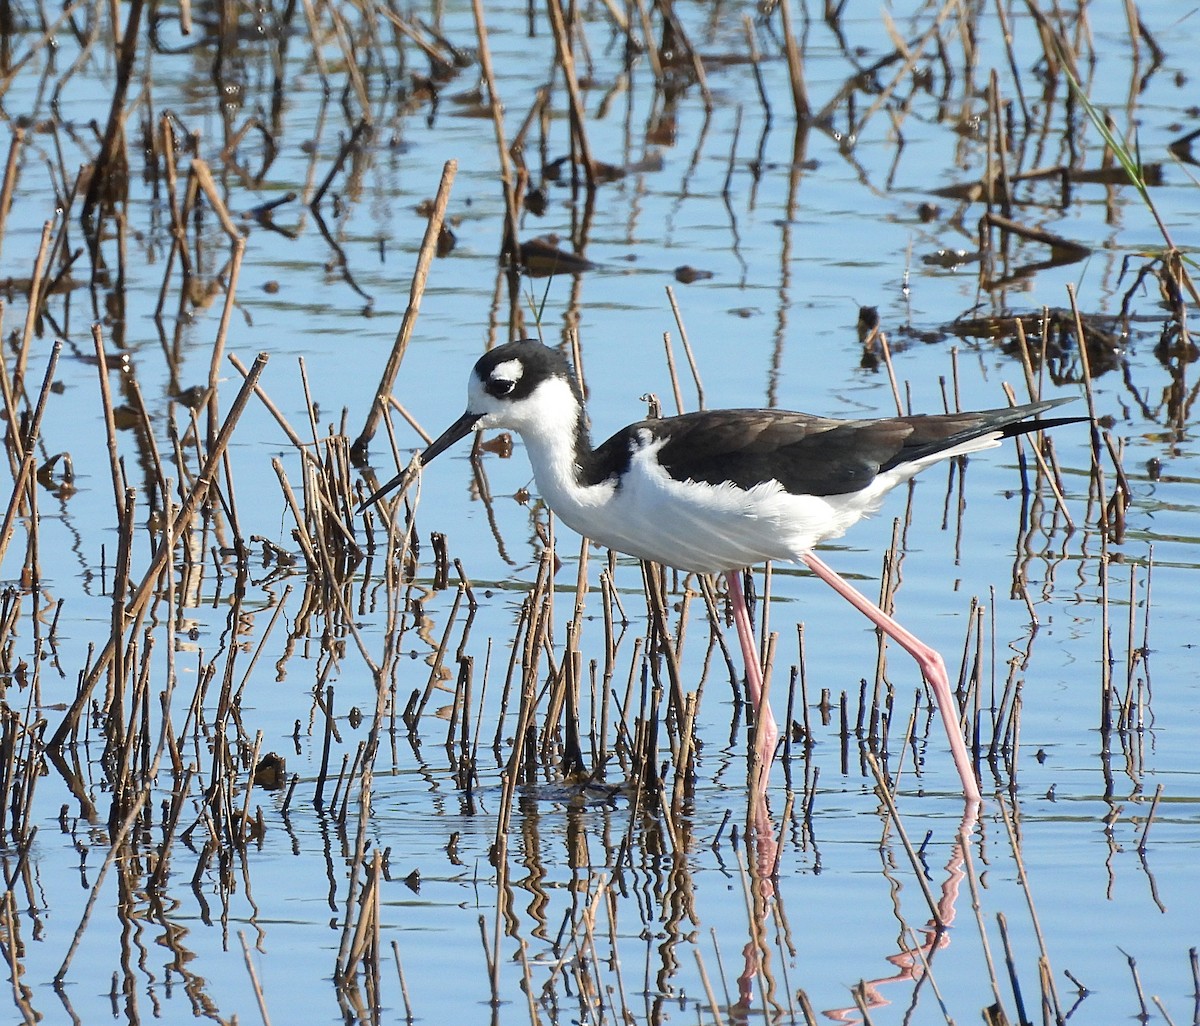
left=527, top=430, right=897, bottom=575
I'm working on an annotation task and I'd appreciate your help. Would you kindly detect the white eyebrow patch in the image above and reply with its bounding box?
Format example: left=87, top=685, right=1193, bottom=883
left=490, top=358, right=524, bottom=385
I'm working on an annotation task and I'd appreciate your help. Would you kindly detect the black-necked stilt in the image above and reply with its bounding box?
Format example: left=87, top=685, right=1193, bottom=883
left=362, top=339, right=1082, bottom=804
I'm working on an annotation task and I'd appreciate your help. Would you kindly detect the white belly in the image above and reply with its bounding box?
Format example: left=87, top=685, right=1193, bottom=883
left=535, top=439, right=899, bottom=575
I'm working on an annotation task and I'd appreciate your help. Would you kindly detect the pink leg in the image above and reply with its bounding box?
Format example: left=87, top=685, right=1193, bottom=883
left=799, top=552, right=982, bottom=805
left=726, top=570, right=782, bottom=1010
left=725, top=570, right=779, bottom=792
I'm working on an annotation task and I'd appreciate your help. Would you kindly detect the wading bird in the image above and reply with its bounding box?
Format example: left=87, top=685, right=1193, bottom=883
left=362, top=339, right=1081, bottom=804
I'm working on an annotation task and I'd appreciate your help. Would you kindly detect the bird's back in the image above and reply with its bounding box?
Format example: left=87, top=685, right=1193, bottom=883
left=561, top=398, right=1079, bottom=574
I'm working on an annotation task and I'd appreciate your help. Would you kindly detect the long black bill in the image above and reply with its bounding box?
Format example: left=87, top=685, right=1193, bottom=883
left=357, top=410, right=482, bottom=513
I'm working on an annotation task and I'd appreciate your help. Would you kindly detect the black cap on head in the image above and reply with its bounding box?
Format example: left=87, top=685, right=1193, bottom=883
left=474, top=339, right=581, bottom=405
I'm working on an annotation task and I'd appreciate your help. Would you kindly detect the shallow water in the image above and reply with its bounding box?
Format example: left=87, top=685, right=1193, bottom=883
left=3, top=2, right=1200, bottom=1024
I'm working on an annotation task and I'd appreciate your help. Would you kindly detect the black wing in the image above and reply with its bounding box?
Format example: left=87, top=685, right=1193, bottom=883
left=588, top=398, right=1079, bottom=497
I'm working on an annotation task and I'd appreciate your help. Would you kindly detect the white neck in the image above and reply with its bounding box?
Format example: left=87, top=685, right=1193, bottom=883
left=493, top=377, right=623, bottom=544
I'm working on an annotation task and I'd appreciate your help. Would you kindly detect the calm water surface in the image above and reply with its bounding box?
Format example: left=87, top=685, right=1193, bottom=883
left=3, top=1, right=1199, bottom=1023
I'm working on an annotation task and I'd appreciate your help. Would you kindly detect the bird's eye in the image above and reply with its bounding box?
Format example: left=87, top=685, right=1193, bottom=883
left=489, top=377, right=516, bottom=397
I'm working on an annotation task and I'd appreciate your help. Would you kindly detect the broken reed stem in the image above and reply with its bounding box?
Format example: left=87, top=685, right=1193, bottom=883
left=239, top=931, right=273, bottom=1026
left=14, top=220, right=53, bottom=400
left=877, top=332, right=904, bottom=416
left=0, top=340, right=61, bottom=567
left=661, top=331, right=685, bottom=416
left=353, top=159, right=456, bottom=460
left=190, top=158, right=244, bottom=242
left=664, top=285, right=706, bottom=409
left=1136, top=783, right=1163, bottom=853
left=545, top=0, right=596, bottom=188
left=961, top=826, right=1007, bottom=1012
left=777, top=0, right=810, bottom=121
left=997, top=796, right=1063, bottom=1021
left=206, top=234, right=248, bottom=452
left=470, top=0, right=521, bottom=269
left=1000, top=380, right=1075, bottom=530
left=80, top=0, right=145, bottom=222
left=55, top=786, right=151, bottom=982
left=92, top=324, right=127, bottom=515
left=864, top=752, right=944, bottom=926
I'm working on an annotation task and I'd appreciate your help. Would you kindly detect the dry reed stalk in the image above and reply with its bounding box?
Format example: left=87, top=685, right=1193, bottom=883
left=273, top=461, right=320, bottom=567
left=876, top=332, right=903, bottom=417
left=639, top=562, right=686, bottom=719
left=694, top=947, right=724, bottom=1026
left=777, top=0, right=809, bottom=121
left=376, top=8, right=455, bottom=76
left=629, top=0, right=661, bottom=80
left=239, top=930, right=274, bottom=1026
left=125, top=377, right=169, bottom=506
left=352, top=159, right=456, bottom=460
left=202, top=233, right=247, bottom=448
left=338, top=847, right=383, bottom=985
left=993, top=921, right=1032, bottom=1026
left=2, top=891, right=38, bottom=1021
left=989, top=72, right=1015, bottom=218
left=190, top=159, right=244, bottom=242
left=237, top=730, right=265, bottom=844
left=229, top=355, right=327, bottom=477
left=545, top=0, right=596, bottom=189
left=412, top=581, right=465, bottom=723
left=997, top=797, right=1063, bottom=1020
left=596, top=573, right=617, bottom=769
left=1152, top=996, right=1178, bottom=1026
left=1136, top=783, right=1163, bottom=854
left=390, top=941, right=415, bottom=1024
left=311, top=116, right=372, bottom=209
left=325, top=2, right=372, bottom=123
left=741, top=15, right=771, bottom=126
left=0, top=126, right=23, bottom=261
left=1119, top=565, right=1139, bottom=729
left=446, top=654, right=472, bottom=752
left=850, top=0, right=956, bottom=141
left=989, top=658, right=1022, bottom=774
left=759, top=562, right=773, bottom=671
left=154, top=116, right=197, bottom=320
left=49, top=353, right=269, bottom=749
left=1065, top=284, right=1104, bottom=475
left=313, top=686, right=337, bottom=808
left=670, top=689, right=699, bottom=818
left=494, top=594, right=550, bottom=841
left=998, top=380, right=1076, bottom=532
left=696, top=578, right=739, bottom=705
left=664, top=285, right=706, bottom=408
left=1117, top=951, right=1152, bottom=1023
left=469, top=0, right=521, bottom=280
left=661, top=331, right=684, bottom=415
left=0, top=340, right=61, bottom=567
left=864, top=752, right=945, bottom=924
left=105, top=489, right=136, bottom=743
left=961, top=825, right=1008, bottom=1013
left=55, top=775, right=152, bottom=981
left=871, top=521, right=905, bottom=713
left=13, top=220, right=52, bottom=399
left=81, top=0, right=144, bottom=222
left=490, top=598, right=530, bottom=752
left=994, top=0, right=1030, bottom=129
